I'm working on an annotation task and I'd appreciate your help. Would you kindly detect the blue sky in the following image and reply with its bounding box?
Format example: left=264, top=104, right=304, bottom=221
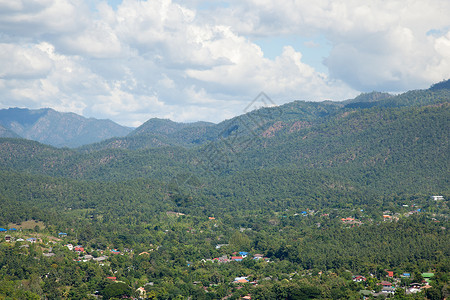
left=0, top=0, right=449, bottom=126
left=253, top=35, right=331, bottom=73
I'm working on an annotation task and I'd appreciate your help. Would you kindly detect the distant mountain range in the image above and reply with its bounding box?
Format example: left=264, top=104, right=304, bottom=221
left=0, top=108, right=132, bottom=148
left=1, top=79, right=449, bottom=151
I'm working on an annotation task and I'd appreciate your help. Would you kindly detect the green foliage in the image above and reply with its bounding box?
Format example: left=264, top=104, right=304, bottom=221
left=0, top=84, right=448, bottom=299
left=102, top=282, right=132, bottom=299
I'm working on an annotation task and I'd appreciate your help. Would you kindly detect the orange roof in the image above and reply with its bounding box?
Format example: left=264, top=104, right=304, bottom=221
left=107, top=276, right=117, bottom=280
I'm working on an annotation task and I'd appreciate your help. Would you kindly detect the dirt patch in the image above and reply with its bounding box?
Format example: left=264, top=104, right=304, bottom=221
left=8, top=220, right=46, bottom=230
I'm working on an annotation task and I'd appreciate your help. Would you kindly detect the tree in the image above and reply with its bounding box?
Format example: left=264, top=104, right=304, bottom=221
left=102, top=282, right=132, bottom=300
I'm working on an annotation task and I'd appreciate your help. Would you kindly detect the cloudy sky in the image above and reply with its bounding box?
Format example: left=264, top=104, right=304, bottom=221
left=0, top=0, right=449, bottom=127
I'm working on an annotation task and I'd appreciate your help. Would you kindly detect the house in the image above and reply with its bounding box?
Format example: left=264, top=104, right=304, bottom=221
left=9, top=228, right=17, bottom=231
left=231, top=256, right=243, bottom=262
left=233, top=276, right=249, bottom=283
left=239, top=251, right=248, bottom=257
left=407, top=287, right=421, bottom=294
left=214, top=255, right=229, bottom=263
left=352, top=275, right=366, bottom=282
left=380, top=281, right=392, bottom=287
left=253, top=254, right=264, bottom=260
left=58, top=232, right=67, bottom=237
left=74, top=246, right=85, bottom=252
left=208, top=217, right=215, bottom=220
left=107, top=277, right=117, bottom=281
left=341, top=217, right=355, bottom=223
left=421, top=273, right=434, bottom=284
left=0, top=228, right=7, bottom=232
left=66, top=244, right=73, bottom=251
left=27, top=238, right=37, bottom=243
left=93, top=256, right=108, bottom=262
left=402, top=273, right=411, bottom=278
left=431, top=196, right=444, bottom=201
left=5, top=235, right=11, bottom=242
left=381, top=287, right=396, bottom=294
left=410, top=283, right=421, bottom=289
left=43, top=253, right=55, bottom=257
left=16, top=238, right=24, bottom=242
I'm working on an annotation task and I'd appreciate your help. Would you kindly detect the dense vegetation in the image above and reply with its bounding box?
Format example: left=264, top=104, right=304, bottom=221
left=0, top=82, right=449, bottom=299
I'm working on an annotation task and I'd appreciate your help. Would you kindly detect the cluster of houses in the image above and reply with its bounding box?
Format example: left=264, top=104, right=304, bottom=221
left=0, top=227, right=41, bottom=244
left=354, top=271, right=435, bottom=297
left=64, top=243, right=121, bottom=263
left=340, top=217, right=363, bottom=225
left=202, top=251, right=270, bottom=264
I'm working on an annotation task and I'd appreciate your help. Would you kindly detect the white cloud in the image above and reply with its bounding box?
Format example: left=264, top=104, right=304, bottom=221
left=0, top=43, right=53, bottom=79
left=203, top=0, right=450, bottom=91
left=0, top=0, right=90, bottom=37
left=0, top=0, right=449, bottom=127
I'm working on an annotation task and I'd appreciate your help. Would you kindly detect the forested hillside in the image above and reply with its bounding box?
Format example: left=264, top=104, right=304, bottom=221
left=0, top=82, right=448, bottom=299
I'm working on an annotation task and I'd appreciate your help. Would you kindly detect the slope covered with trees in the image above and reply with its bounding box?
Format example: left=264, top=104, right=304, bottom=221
left=0, top=81, right=449, bottom=299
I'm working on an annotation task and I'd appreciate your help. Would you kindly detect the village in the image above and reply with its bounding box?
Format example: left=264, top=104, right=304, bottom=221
left=0, top=220, right=442, bottom=300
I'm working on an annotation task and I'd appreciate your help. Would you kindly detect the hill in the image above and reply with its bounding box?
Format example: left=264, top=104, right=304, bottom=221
left=81, top=82, right=450, bottom=153
left=0, top=107, right=132, bottom=147
left=0, top=82, right=448, bottom=214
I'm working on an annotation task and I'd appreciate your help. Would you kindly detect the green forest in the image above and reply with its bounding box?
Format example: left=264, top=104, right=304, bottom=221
left=0, top=84, right=449, bottom=299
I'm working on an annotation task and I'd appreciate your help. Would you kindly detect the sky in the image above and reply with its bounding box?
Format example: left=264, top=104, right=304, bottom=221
left=0, top=0, right=449, bottom=127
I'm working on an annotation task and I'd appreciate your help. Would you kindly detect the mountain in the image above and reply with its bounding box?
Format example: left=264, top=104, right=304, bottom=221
left=80, top=81, right=450, bottom=153
left=0, top=124, right=20, bottom=138
left=81, top=100, right=345, bottom=152
left=0, top=80, right=448, bottom=214
left=0, top=107, right=132, bottom=147
left=0, top=81, right=448, bottom=195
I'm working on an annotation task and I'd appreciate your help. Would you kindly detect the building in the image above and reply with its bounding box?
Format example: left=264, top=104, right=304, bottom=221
left=233, top=276, right=249, bottom=283
left=74, top=246, right=85, bottom=252
left=353, top=275, right=366, bottom=282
